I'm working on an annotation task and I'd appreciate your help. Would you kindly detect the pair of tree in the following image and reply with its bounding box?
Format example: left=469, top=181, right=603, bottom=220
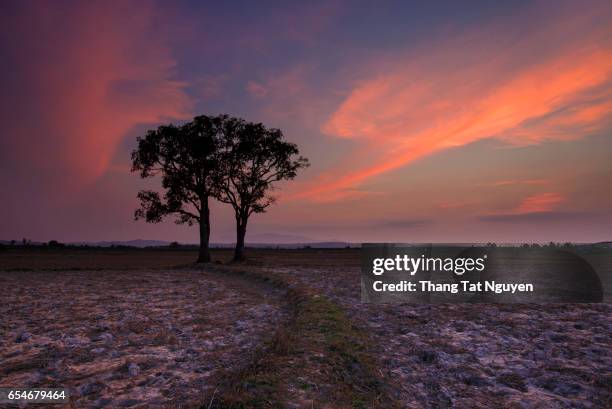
left=131, top=115, right=308, bottom=262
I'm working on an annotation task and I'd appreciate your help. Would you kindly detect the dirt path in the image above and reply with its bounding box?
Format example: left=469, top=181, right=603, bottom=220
left=0, top=269, right=287, bottom=408
left=207, top=265, right=400, bottom=409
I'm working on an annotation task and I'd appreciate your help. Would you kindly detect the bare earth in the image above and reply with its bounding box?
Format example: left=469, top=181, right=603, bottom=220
left=0, top=268, right=285, bottom=408
left=269, top=264, right=612, bottom=408
left=1, top=248, right=611, bottom=408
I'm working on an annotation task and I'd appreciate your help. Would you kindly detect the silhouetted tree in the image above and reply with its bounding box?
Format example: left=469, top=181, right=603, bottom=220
left=48, top=240, right=65, bottom=248
left=131, top=116, right=222, bottom=263
left=216, top=120, right=309, bottom=261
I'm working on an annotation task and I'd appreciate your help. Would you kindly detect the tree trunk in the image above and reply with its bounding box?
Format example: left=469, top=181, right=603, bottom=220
left=233, top=215, right=247, bottom=262
left=197, top=197, right=211, bottom=263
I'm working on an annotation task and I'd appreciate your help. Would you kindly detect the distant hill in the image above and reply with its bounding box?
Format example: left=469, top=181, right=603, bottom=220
left=238, top=232, right=317, bottom=243
left=1, top=238, right=359, bottom=249
left=211, top=241, right=358, bottom=249
left=69, top=239, right=171, bottom=248
left=68, top=240, right=358, bottom=249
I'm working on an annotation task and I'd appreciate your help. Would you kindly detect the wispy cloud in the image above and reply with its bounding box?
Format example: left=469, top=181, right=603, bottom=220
left=246, top=81, right=269, bottom=98
left=478, top=191, right=567, bottom=223
left=479, top=211, right=586, bottom=223
left=482, top=179, right=549, bottom=187
left=296, top=3, right=612, bottom=201
left=516, top=192, right=565, bottom=214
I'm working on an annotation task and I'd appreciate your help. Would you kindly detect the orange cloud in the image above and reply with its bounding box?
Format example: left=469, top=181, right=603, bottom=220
left=516, top=192, right=565, bottom=214
left=484, top=179, right=549, bottom=187
left=296, top=4, right=612, bottom=201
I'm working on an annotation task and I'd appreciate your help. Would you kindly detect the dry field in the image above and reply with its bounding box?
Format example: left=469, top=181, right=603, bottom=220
left=0, top=266, right=285, bottom=408
left=1, top=247, right=611, bottom=408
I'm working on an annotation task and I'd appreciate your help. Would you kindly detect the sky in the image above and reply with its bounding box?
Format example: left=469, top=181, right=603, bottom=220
left=1, top=0, right=611, bottom=244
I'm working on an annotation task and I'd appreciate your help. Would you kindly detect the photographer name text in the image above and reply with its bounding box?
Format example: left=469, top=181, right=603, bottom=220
left=373, top=280, right=534, bottom=294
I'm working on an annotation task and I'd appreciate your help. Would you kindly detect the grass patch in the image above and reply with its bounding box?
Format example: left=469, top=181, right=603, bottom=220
left=204, top=266, right=398, bottom=409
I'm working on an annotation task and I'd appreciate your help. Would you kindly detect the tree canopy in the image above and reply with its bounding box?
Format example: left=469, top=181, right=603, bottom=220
left=131, top=114, right=308, bottom=262
left=131, top=116, right=224, bottom=262
left=216, top=119, right=309, bottom=260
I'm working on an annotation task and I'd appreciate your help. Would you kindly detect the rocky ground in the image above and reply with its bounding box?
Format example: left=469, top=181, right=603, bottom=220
left=0, top=269, right=286, bottom=408
left=269, top=264, right=612, bottom=408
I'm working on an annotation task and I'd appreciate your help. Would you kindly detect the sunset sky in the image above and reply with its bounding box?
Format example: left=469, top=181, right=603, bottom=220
left=1, top=0, right=611, bottom=244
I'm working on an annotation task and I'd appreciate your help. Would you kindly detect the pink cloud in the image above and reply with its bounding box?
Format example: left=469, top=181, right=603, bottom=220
left=295, top=3, right=612, bottom=202
left=1, top=1, right=192, bottom=187
left=246, top=81, right=269, bottom=98
left=483, top=179, right=549, bottom=187
left=516, top=192, right=565, bottom=214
